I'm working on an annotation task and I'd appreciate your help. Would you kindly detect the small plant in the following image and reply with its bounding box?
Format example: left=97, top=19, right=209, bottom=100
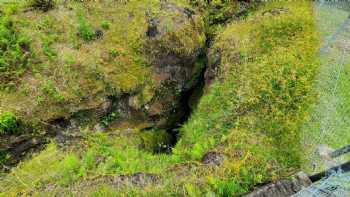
left=101, top=112, right=118, bottom=127
left=28, top=0, right=55, bottom=12
left=42, top=36, right=57, bottom=59
left=0, top=112, right=18, bottom=135
left=0, top=150, right=9, bottom=166
left=109, top=49, right=119, bottom=58
left=77, top=16, right=96, bottom=41
left=101, top=21, right=110, bottom=30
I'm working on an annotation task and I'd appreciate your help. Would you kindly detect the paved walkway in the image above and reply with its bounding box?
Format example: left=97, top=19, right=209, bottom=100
left=293, top=172, right=350, bottom=197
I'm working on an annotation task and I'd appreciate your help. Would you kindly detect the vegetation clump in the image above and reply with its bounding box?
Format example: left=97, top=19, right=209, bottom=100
left=77, top=15, right=96, bottom=42
left=0, top=15, right=30, bottom=88
left=0, top=112, right=18, bottom=135
left=174, top=1, right=320, bottom=194
left=100, top=21, right=110, bottom=30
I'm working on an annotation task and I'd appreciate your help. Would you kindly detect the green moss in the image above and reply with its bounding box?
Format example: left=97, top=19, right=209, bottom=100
left=190, top=0, right=259, bottom=38
left=175, top=0, right=320, bottom=185
left=0, top=0, right=205, bottom=125
left=139, top=129, right=173, bottom=153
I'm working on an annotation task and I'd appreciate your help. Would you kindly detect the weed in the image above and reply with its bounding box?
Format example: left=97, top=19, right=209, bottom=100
left=109, top=48, right=119, bottom=57
left=101, top=112, right=118, bottom=127
left=63, top=54, right=77, bottom=65
left=77, top=15, right=96, bottom=41
left=2, top=2, right=20, bottom=15
left=42, top=35, right=57, bottom=59
left=101, top=21, right=109, bottom=30
left=0, top=112, right=18, bottom=135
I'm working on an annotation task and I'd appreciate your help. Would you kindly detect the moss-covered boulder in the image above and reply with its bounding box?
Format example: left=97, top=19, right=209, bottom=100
left=0, top=0, right=205, bottom=165
left=140, top=1, right=206, bottom=128
left=0, top=0, right=205, bottom=129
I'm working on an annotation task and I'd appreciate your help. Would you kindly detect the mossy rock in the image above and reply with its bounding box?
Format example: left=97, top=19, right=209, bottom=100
left=139, top=129, right=174, bottom=153
left=0, top=0, right=205, bottom=130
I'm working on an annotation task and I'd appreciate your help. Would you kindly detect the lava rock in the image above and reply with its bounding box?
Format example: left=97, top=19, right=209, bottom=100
left=146, top=18, right=160, bottom=38
left=262, top=7, right=290, bottom=17
left=144, top=2, right=205, bottom=128
left=243, top=172, right=312, bottom=197
left=202, top=151, right=225, bottom=166
left=95, top=29, right=103, bottom=39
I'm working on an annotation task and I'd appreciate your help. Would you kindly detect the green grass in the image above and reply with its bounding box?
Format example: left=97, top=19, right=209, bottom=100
left=0, top=131, right=182, bottom=195
left=0, top=144, right=63, bottom=196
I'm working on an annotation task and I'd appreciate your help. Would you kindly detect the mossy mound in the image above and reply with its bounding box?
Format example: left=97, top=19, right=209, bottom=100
left=175, top=0, right=320, bottom=171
